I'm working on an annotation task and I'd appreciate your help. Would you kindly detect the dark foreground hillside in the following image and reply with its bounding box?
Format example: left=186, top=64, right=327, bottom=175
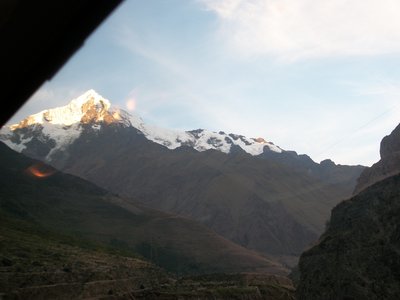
left=0, top=215, right=296, bottom=299
left=296, top=173, right=400, bottom=299
left=0, top=216, right=170, bottom=299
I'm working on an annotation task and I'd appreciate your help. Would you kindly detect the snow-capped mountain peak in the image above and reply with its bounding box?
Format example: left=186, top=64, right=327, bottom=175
left=10, top=89, right=119, bottom=129
left=70, top=89, right=109, bottom=108
left=1, top=90, right=282, bottom=159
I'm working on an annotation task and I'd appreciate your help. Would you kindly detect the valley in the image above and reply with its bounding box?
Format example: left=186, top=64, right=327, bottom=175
left=1, top=90, right=399, bottom=299
left=0, top=90, right=364, bottom=265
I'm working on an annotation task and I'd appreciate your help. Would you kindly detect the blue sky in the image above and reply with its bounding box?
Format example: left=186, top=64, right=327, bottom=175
left=8, top=0, right=400, bottom=166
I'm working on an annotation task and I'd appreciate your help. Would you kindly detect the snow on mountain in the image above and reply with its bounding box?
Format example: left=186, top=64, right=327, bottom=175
left=0, top=89, right=282, bottom=158
left=10, top=89, right=111, bottom=127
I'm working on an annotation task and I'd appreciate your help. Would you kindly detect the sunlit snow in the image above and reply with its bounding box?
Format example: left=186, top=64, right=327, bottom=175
left=0, top=90, right=283, bottom=158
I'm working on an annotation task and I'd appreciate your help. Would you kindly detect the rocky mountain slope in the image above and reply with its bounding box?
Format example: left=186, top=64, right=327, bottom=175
left=297, top=173, right=400, bottom=299
left=0, top=90, right=364, bottom=264
left=1, top=217, right=295, bottom=300
left=296, top=123, right=400, bottom=300
left=0, top=143, right=285, bottom=276
left=354, top=123, right=400, bottom=194
left=0, top=215, right=171, bottom=299
left=0, top=206, right=295, bottom=299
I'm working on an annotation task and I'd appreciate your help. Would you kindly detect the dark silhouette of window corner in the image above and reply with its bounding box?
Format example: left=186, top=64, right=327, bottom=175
left=0, top=0, right=123, bottom=127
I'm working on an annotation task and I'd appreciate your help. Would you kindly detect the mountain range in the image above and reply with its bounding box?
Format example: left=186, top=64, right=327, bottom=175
left=0, top=90, right=365, bottom=266
left=3, top=89, right=400, bottom=298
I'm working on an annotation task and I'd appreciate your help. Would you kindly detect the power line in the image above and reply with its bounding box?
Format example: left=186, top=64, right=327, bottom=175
left=315, top=103, right=399, bottom=159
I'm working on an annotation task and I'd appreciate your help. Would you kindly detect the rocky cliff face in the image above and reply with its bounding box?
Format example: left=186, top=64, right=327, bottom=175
left=354, top=123, right=400, bottom=194
left=297, top=123, right=400, bottom=299
left=296, top=173, right=400, bottom=299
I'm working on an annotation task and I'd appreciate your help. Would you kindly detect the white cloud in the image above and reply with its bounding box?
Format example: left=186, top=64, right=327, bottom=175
left=114, top=26, right=192, bottom=79
left=359, top=82, right=400, bottom=98
left=202, top=0, right=400, bottom=61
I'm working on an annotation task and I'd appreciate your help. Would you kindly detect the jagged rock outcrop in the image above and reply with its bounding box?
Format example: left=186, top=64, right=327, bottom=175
left=297, top=124, right=400, bottom=299
left=297, top=125, right=400, bottom=300
left=354, top=123, right=400, bottom=194
left=296, top=173, right=400, bottom=299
